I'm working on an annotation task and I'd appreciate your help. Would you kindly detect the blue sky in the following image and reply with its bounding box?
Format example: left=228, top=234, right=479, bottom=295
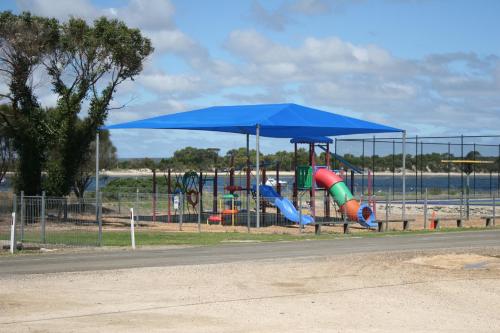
left=2, top=0, right=500, bottom=157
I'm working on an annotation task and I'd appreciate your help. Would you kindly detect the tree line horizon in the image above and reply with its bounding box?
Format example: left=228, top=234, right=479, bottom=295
left=114, top=146, right=500, bottom=173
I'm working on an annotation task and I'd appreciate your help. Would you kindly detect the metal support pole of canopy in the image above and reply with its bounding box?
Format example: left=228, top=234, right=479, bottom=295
left=246, top=133, right=250, bottom=232
left=95, top=132, right=102, bottom=246
left=402, top=131, right=407, bottom=221
left=255, top=125, right=260, bottom=228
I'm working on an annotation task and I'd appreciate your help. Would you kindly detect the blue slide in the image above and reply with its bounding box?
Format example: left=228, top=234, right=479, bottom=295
left=254, top=185, right=314, bottom=225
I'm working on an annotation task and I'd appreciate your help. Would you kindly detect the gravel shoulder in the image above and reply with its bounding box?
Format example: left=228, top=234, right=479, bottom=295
left=1, top=247, right=499, bottom=332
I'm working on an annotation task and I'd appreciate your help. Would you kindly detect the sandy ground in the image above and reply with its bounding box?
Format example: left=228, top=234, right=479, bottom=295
left=1, top=248, right=499, bottom=332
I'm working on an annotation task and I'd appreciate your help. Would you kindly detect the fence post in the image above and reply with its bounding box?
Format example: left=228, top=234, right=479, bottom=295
left=460, top=191, right=464, bottom=222
left=179, top=194, right=183, bottom=231
left=493, top=196, right=496, bottom=227
left=41, top=191, right=46, bottom=243
left=130, top=208, right=135, bottom=250
left=10, top=212, right=16, bottom=254
left=98, top=192, right=102, bottom=246
left=343, top=193, right=349, bottom=234
left=423, top=188, right=428, bottom=229
left=63, top=196, right=68, bottom=222
left=299, top=194, right=303, bottom=232
left=118, top=192, right=121, bottom=214
left=20, top=191, right=24, bottom=241
left=135, top=188, right=139, bottom=223
left=385, top=192, right=389, bottom=231
left=12, top=194, right=17, bottom=216
left=197, top=191, right=201, bottom=232
left=246, top=191, right=250, bottom=233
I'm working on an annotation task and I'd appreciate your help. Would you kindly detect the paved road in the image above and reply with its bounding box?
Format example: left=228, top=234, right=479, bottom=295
left=1, top=230, right=499, bottom=275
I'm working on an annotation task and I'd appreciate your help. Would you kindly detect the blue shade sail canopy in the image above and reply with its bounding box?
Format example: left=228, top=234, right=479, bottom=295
left=290, top=136, right=333, bottom=144
left=103, top=103, right=402, bottom=138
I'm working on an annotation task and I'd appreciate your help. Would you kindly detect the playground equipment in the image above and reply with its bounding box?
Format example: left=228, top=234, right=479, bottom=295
left=314, top=168, right=376, bottom=228
left=207, top=193, right=239, bottom=225
left=131, top=135, right=375, bottom=228
left=254, top=185, right=314, bottom=225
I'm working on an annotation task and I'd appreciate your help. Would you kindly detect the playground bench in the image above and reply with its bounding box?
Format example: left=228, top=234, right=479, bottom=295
left=314, top=220, right=357, bottom=235
left=481, top=216, right=496, bottom=227
left=376, top=219, right=416, bottom=232
left=431, top=217, right=465, bottom=229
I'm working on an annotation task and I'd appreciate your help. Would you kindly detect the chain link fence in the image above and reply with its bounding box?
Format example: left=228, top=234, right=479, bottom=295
left=0, top=186, right=497, bottom=249
left=0, top=192, right=100, bottom=247
left=335, top=134, right=500, bottom=200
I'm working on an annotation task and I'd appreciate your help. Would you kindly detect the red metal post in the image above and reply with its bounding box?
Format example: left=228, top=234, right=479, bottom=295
left=311, top=143, right=316, bottom=218
left=167, top=168, right=171, bottom=223
left=229, top=154, right=235, bottom=193
left=325, top=143, right=330, bottom=218
left=213, top=168, right=218, bottom=213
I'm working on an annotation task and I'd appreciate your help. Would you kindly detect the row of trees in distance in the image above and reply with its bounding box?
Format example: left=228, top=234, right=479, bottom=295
left=116, top=146, right=500, bottom=173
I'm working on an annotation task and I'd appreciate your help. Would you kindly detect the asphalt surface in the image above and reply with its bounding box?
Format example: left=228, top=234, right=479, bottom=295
left=1, top=229, right=499, bottom=275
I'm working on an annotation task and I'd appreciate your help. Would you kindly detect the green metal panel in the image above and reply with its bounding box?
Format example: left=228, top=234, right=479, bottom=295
left=297, top=166, right=312, bottom=189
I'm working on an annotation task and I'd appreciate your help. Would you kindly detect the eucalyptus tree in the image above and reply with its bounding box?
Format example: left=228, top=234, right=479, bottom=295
left=44, top=17, right=153, bottom=195
left=0, top=11, right=153, bottom=195
left=0, top=12, right=58, bottom=194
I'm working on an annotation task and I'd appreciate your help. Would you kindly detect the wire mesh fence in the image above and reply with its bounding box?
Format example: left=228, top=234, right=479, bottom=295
left=1, top=193, right=101, bottom=246
left=335, top=134, right=500, bottom=200
left=0, top=184, right=497, bottom=249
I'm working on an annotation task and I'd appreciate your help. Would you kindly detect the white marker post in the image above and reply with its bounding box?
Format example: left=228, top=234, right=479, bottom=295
left=130, top=208, right=136, bottom=250
left=10, top=212, right=16, bottom=254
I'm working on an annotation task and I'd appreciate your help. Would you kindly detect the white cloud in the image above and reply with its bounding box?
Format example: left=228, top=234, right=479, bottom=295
left=221, top=29, right=499, bottom=136
left=225, top=31, right=400, bottom=79
left=248, top=0, right=362, bottom=31
left=17, top=0, right=99, bottom=21
left=109, top=0, right=175, bottom=30
left=139, top=73, right=204, bottom=97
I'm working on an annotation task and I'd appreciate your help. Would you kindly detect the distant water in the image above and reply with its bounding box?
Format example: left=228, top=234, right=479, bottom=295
left=2, top=173, right=499, bottom=195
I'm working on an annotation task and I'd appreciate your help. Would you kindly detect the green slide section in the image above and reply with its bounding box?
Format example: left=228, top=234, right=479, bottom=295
left=329, top=181, right=354, bottom=206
